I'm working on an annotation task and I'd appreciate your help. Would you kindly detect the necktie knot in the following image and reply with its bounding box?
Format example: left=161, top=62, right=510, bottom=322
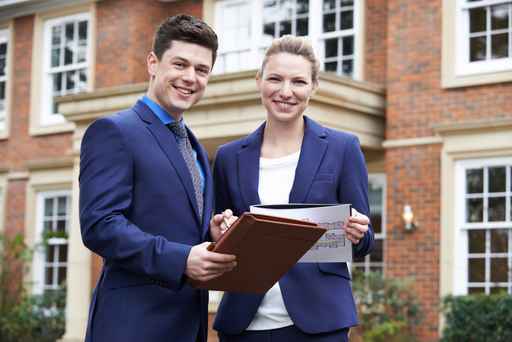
left=167, top=121, right=187, bottom=139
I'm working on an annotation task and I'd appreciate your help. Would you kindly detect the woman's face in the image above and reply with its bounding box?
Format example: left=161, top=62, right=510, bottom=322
left=257, top=52, right=317, bottom=125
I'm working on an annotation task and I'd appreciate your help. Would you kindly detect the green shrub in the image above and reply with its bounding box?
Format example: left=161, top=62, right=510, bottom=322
left=0, top=233, right=66, bottom=342
left=351, top=271, right=422, bottom=342
left=441, top=293, right=512, bottom=342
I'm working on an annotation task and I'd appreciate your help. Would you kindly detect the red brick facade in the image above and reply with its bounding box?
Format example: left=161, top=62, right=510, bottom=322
left=385, top=1, right=512, bottom=340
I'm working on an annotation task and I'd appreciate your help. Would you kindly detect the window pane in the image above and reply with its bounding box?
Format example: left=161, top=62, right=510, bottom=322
left=341, top=0, right=354, bottom=5
left=491, top=229, right=508, bottom=253
left=297, top=0, right=309, bottom=14
left=51, top=26, right=61, bottom=46
left=370, top=239, right=383, bottom=262
left=468, top=258, right=485, bottom=282
left=470, top=7, right=487, bottom=33
left=78, top=20, right=88, bottom=41
left=51, top=48, right=61, bottom=67
left=490, top=257, right=508, bottom=282
left=64, top=46, right=73, bottom=65
left=470, top=36, right=487, bottom=61
left=325, top=38, right=338, bottom=58
left=489, top=167, right=506, bottom=192
left=468, top=287, right=485, bottom=294
left=53, top=73, right=62, bottom=93
left=353, top=254, right=365, bottom=263
left=340, top=10, right=353, bottom=30
left=66, top=71, right=76, bottom=91
left=342, top=59, right=353, bottom=75
left=65, top=22, right=74, bottom=42
left=468, top=229, right=485, bottom=253
left=79, top=69, right=87, bottom=90
left=264, top=23, right=275, bottom=39
left=488, top=197, right=506, bottom=221
left=0, top=82, right=4, bottom=100
left=323, top=13, right=336, bottom=32
left=491, top=4, right=509, bottom=30
left=59, top=244, right=68, bottom=262
left=279, top=20, right=291, bottom=36
left=323, top=0, right=335, bottom=11
left=466, top=169, right=483, bottom=193
left=46, top=245, right=55, bottom=263
left=0, top=42, right=6, bottom=55
left=45, top=267, right=54, bottom=286
left=325, top=61, right=337, bottom=72
left=57, top=196, right=67, bottom=215
left=56, top=219, right=67, bottom=233
left=343, top=36, right=354, bottom=55
left=44, top=220, right=53, bottom=233
left=297, top=18, right=308, bottom=36
left=491, top=33, right=509, bottom=59
left=467, top=198, right=483, bottom=222
left=44, top=198, right=54, bottom=216
left=490, top=287, right=508, bottom=294
left=58, top=267, right=67, bottom=285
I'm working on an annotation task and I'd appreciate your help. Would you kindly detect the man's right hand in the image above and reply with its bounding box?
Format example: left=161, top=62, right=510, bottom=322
left=185, top=242, right=237, bottom=282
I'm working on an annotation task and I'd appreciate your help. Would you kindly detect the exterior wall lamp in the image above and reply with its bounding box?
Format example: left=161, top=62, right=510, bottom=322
left=402, top=204, right=417, bottom=231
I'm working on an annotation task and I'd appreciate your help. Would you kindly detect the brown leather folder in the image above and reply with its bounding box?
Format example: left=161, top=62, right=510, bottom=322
left=189, top=212, right=326, bottom=293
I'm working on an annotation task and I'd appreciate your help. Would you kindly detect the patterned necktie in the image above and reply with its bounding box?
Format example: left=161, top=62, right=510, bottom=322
left=167, top=122, right=203, bottom=221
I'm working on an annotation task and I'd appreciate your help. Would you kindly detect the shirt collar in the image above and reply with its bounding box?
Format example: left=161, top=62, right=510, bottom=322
left=141, top=95, right=182, bottom=126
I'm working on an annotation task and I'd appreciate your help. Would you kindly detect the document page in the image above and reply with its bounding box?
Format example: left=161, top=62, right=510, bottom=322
left=250, top=204, right=352, bottom=262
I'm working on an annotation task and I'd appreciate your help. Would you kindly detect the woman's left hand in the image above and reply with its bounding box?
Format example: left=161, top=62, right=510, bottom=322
left=344, top=208, right=370, bottom=245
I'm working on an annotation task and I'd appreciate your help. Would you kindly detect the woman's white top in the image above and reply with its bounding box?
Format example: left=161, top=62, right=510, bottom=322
left=246, top=150, right=300, bottom=331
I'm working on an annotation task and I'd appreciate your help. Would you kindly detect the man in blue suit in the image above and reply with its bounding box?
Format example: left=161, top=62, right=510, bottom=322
left=79, top=15, right=236, bottom=342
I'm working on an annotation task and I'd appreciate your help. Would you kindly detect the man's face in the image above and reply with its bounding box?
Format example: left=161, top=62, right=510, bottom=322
left=147, top=40, right=213, bottom=119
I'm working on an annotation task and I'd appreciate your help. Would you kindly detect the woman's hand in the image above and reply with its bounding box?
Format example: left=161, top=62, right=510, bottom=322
left=344, top=208, right=370, bottom=245
left=209, top=209, right=237, bottom=242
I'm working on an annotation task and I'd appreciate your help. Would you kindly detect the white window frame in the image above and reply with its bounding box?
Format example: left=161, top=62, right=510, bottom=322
left=453, top=157, right=512, bottom=295
left=40, top=12, right=91, bottom=126
left=0, top=175, right=5, bottom=235
left=352, top=173, right=386, bottom=274
left=213, top=0, right=363, bottom=79
left=0, top=28, right=9, bottom=135
left=32, top=190, right=71, bottom=295
left=456, top=0, right=512, bottom=76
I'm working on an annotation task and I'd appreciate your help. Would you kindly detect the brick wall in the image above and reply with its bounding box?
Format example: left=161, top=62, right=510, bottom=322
left=365, top=0, right=387, bottom=85
left=385, top=0, right=512, bottom=340
left=95, top=0, right=202, bottom=89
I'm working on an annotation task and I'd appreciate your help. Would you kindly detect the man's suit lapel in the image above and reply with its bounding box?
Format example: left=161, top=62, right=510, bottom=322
left=237, top=123, right=264, bottom=209
left=289, top=116, right=328, bottom=203
left=133, top=101, right=202, bottom=224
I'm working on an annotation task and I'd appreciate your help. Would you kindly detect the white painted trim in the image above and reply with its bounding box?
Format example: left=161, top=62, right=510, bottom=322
left=442, top=0, right=512, bottom=87
left=41, top=12, right=91, bottom=126
left=0, top=173, right=6, bottom=234
left=29, top=3, right=94, bottom=136
left=382, top=136, right=443, bottom=148
left=0, top=23, right=13, bottom=139
left=32, top=189, right=71, bottom=295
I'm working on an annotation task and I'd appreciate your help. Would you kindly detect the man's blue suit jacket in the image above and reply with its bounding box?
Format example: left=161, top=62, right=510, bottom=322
left=79, top=100, right=212, bottom=342
left=212, top=116, right=374, bottom=335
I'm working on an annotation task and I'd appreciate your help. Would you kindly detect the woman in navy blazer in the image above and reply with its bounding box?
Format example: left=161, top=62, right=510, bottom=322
left=212, top=36, right=374, bottom=342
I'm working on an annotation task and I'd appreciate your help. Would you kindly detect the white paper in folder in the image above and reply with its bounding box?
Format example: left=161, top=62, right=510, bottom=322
left=250, top=203, right=352, bottom=262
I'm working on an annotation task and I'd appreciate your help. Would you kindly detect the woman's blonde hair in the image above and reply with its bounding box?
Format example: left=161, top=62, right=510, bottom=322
left=259, top=35, right=320, bottom=85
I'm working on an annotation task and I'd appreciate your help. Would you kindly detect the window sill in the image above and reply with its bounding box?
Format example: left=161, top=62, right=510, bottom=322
left=29, top=121, right=74, bottom=136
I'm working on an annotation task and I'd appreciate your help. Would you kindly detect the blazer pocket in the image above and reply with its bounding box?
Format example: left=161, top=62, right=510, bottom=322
left=103, top=269, right=155, bottom=290
left=317, top=263, right=351, bottom=280
left=313, top=173, right=335, bottom=182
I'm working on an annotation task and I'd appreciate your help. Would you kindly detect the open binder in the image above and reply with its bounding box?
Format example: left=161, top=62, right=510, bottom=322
left=189, top=212, right=326, bottom=293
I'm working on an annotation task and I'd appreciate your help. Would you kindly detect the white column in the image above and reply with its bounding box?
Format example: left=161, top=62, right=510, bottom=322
left=60, top=149, right=92, bottom=342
